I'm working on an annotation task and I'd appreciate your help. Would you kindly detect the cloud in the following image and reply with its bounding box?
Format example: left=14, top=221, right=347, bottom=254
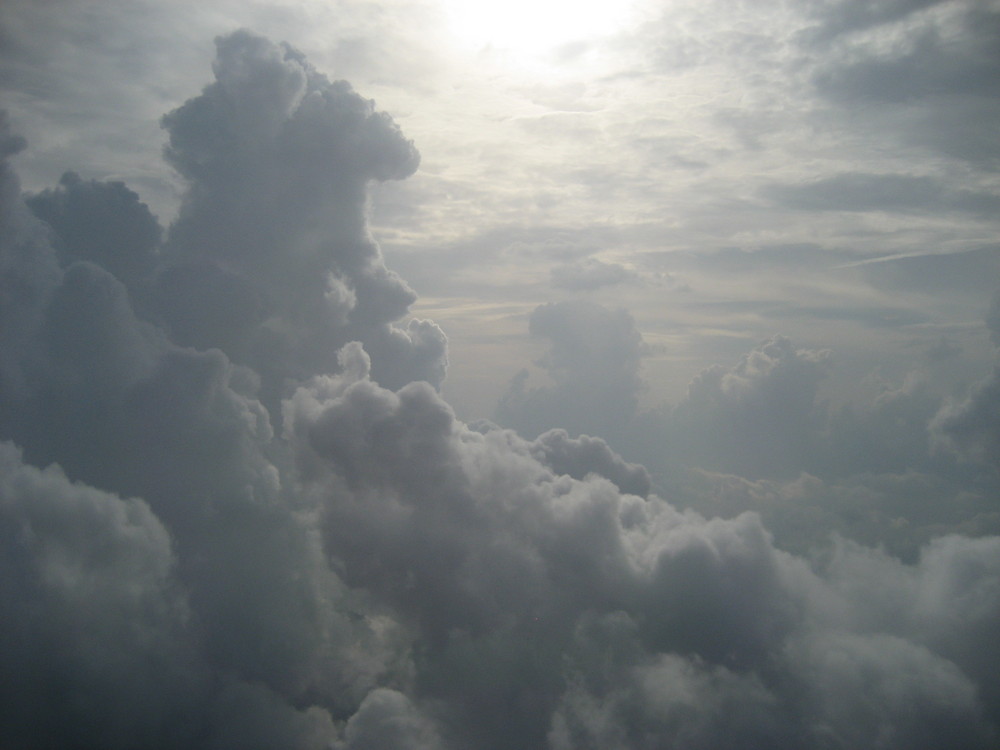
left=852, top=246, right=1000, bottom=297
left=669, top=335, right=833, bottom=479
left=493, top=305, right=997, bottom=558
left=157, top=30, right=446, bottom=403
left=2, top=26, right=1000, bottom=750
left=0, top=36, right=429, bottom=747
left=290, top=343, right=1000, bottom=747
left=931, top=294, right=1000, bottom=469
left=763, top=172, right=1000, bottom=218
left=25, top=170, right=161, bottom=288
left=806, top=0, right=954, bottom=41
left=812, top=2, right=1000, bottom=168
left=0, top=441, right=194, bottom=748
left=530, top=428, right=651, bottom=498
left=550, top=258, right=637, bottom=291
left=988, top=290, right=1000, bottom=347
left=495, top=300, right=646, bottom=442
left=932, top=367, right=1000, bottom=469
left=337, top=688, right=442, bottom=750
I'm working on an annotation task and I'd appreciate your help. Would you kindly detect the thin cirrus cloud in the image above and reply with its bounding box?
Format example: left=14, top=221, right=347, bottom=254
left=1, top=4, right=1000, bottom=750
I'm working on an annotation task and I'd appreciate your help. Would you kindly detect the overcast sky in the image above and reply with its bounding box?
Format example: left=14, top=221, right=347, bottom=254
left=2, top=1, right=1000, bottom=748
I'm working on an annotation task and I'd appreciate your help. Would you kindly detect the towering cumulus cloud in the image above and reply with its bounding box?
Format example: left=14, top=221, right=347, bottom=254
left=1, top=31, right=998, bottom=750
left=159, top=29, right=445, bottom=404
left=496, top=300, right=646, bottom=443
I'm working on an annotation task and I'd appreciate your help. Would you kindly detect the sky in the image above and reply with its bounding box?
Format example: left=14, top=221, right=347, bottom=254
left=1, top=0, right=999, bottom=748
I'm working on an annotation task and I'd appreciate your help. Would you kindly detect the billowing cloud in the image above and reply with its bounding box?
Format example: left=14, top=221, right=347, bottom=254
left=529, top=428, right=651, bottom=498
left=25, top=171, right=161, bottom=289
left=928, top=291, right=1000, bottom=470
left=157, top=30, right=446, bottom=403
left=496, top=300, right=646, bottom=442
left=2, top=25, right=1000, bottom=750
left=289, top=354, right=1000, bottom=747
left=668, top=335, right=832, bottom=479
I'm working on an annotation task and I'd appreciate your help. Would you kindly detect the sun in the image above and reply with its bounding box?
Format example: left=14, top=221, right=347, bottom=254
left=443, top=0, right=635, bottom=61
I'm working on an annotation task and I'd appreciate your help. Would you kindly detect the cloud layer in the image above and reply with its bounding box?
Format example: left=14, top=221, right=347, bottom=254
left=1, top=27, right=999, bottom=750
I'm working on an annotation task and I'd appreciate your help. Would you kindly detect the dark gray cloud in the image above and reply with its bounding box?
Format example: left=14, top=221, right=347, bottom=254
left=0, top=441, right=197, bottom=749
left=805, top=0, right=951, bottom=40
left=25, top=171, right=160, bottom=288
left=812, top=1, right=1000, bottom=168
left=0, top=35, right=429, bottom=747
left=987, top=291, right=1000, bottom=347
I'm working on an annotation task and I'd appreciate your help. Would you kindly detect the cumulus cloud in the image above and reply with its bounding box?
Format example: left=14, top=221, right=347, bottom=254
left=157, top=30, right=446, bottom=405
left=288, top=357, right=1000, bottom=746
left=930, top=293, right=1000, bottom=470
left=494, top=303, right=999, bottom=560
left=932, top=367, right=1000, bottom=470
left=2, top=27, right=1000, bottom=750
left=496, top=300, right=646, bottom=442
left=0, top=441, right=193, bottom=748
left=26, top=170, right=161, bottom=289
left=530, top=429, right=651, bottom=498
left=668, top=335, right=832, bottom=479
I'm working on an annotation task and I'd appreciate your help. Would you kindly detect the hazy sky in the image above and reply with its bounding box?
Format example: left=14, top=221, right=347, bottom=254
left=2, top=1, right=1000, bottom=748
left=5, top=0, right=999, bottom=415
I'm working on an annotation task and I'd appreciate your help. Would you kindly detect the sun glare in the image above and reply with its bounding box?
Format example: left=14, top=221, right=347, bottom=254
left=443, top=0, right=634, bottom=60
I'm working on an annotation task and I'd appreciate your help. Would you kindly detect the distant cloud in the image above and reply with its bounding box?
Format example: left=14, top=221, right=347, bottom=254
left=669, top=335, right=832, bottom=479
left=763, top=172, right=1000, bottom=217
left=530, top=428, right=651, bottom=497
left=988, top=291, right=1000, bottom=347
left=806, top=0, right=954, bottom=41
left=496, top=300, right=646, bottom=442
left=550, top=258, right=637, bottom=291
left=932, top=305, right=1000, bottom=469
left=812, top=2, right=1000, bottom=168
